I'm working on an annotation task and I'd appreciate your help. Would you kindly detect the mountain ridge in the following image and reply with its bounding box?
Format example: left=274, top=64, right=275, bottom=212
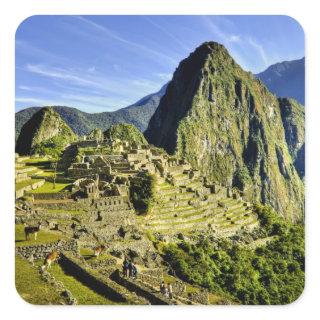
left=145, top=41, right=304, bottom=221
left=15, top=83, right=168, bottom=140
left=255, top=57, right=305, bottom=105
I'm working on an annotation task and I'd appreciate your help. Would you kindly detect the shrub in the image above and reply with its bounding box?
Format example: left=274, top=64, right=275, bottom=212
left=163, top=205, right=304, bottom=305
left=129, top=172, right=156, bottom=214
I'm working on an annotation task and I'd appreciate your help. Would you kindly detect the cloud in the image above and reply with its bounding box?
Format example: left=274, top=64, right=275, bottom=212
left=143, top=17, right=190, bottom=51
left=15, top=40, right=69, bottom=64
left=247, top=37, right=269, bottom=67
left=75, top=16, right=178, bottom=67
left=202, top=16, right=243, bottom=45
left=18, top=85, right=33, bottom=91
left=15, top=97, right=52, bottom=105
left=15, top=93, right=129, bottom=112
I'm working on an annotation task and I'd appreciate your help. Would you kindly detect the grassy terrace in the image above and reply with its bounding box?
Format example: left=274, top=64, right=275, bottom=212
left=15, top=255, right=65, bottom=305
left=48, top=263, right=117, bottom=305
left=15, top=224, right=65, bottom=247
left=30, top=181, right=71, bottom=193
left=80, top=247, right=120, bottom=263
left=15, top=178, right=43, bottom=190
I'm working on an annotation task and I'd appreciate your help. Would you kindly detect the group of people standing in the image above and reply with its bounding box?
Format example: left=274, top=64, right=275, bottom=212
left=160, top=281, right=173, bottom=299
left=122, top=259, right=138, bottom=279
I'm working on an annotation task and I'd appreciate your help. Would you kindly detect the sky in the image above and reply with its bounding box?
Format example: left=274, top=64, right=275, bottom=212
left=15, top=15, right=304, bottom=113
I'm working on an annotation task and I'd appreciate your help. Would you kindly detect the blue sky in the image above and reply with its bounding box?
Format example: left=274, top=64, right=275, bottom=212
left=15, top=15, right=304, bottom=113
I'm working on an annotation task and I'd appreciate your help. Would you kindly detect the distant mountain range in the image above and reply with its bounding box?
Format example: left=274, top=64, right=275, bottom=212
left=16, top=56, right=305, bottom=141
left=255, top=57, right=305, bottom=105
left=15, top=83, right=168, bottom=141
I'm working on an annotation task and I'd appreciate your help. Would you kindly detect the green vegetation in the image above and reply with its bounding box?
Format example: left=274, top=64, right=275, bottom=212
left=233, top=166, right=252, bottom=190
left=87, top=128, right=104, bottom=141
left=15, top=224, right=64, bottom=247
left=33, top=135, right=71, bottom=159
left=15, top=178, right=43, bottom=191
left=15, top=85, right=166, bottom=140
left=145, top=41, right=304, bottom=221
left=49, top=263, right=116, bottom=305
left=16, top=107, right=77, bottom=156
left=278, top=97, right=305, bottom=178
left=163, top=273, right=227, bottom=304
left=163, top=205, right=304, bottom=305
left=30, top=181, right=70, bottom=193
left=15, top=255, right=65, bottom=305
left=105, top=123, right=148, bottom=146
left=130, top=172, right=156, bottom=214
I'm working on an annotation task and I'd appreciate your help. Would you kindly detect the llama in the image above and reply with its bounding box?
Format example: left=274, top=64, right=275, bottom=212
left=24, top=222, right=42, bottom=241
left=94, top=245, right=106, bottom=257
left=41, top=250, right=60, bottom=271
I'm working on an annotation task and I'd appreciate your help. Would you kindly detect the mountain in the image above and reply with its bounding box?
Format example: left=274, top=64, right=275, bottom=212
left=15, top=107, right=77, bottom=157
left=104, top=123, right=148, bottom=146
left=278, top=98, right=305, bottom=178
left=15, top=83, right=168, bottom=141
left=145, top=41, right=304, bottom=221
left=255, top=58, right=305, bottom=105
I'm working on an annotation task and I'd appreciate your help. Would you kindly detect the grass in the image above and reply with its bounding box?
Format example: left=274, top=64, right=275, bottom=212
left=15, top=255, right=65, bottom=305
left=15, top=224, right=64, bottom=247
left=79, top=248, right=117, bottom=262
left=21, top=157, right=50, bottom=164
left=30, top=181, right=70, bottom=193
left=15, top=178, right=43, bottom=191
left=49, top=263, right=117, bottom=305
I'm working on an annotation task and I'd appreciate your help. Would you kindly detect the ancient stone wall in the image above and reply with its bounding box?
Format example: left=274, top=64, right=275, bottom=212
left=16, top=239, right=78, bottom=260
left=59, top=253, right=146, bottom=304
left=29, top=191, right=73, bottom=201
left=15, top=179, right=45, bottom=199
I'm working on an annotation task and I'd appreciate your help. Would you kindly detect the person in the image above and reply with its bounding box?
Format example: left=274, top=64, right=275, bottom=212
left=160, top=281, right=165, bottom=294
left=168, top=283, right=173, bottom=299
left=131, top=263, right=138, bottom=279
left=128, top=260, right=133, bottom=277
left=164, top=284, right=169, bottom=298
left=122, top=259, right=129, bottom=277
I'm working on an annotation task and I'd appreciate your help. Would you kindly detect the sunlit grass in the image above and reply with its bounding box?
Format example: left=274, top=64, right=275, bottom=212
left=30, top=181, right=70, bottom=193
left=15, top=224, right=65, bottom=247
left=15, top=255, right=64, bottom=305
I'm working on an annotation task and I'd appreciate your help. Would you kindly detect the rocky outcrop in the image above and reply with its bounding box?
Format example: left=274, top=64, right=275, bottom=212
left=278, top=98, right=305, bottom=178
left=145, top=42, right=304, bottom=221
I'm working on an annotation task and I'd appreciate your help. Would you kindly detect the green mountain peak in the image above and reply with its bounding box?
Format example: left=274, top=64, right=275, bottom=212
left=145, top=42, right=304, bottom=221
left=15, top=107, right=77, bottom=157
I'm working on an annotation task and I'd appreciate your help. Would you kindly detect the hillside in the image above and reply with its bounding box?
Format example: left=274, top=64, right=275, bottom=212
left=278, top=98, right=305, bottom=178
left=145, top=41, right=304, bottom=221
left=15, top=107, right=77, bottom=157
left=104, top=123, right=148, bottom=146
left=255, top=57, right=305, bottom=105
left=15, top=84, right=168, bottom=141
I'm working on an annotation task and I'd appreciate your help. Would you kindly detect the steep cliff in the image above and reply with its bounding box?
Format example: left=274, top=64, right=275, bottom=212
left=278, top=98, right=305, bottom=178
left=145, top=42, right=304, bottom=221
